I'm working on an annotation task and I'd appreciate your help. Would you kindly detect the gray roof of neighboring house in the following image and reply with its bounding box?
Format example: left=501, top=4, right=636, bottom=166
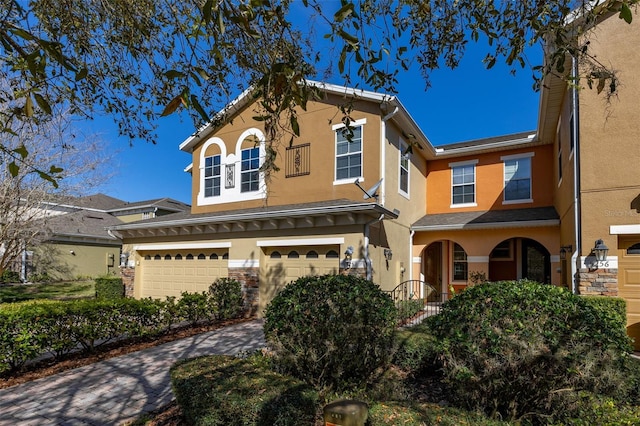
left=412, top=207, right=560, bottom=231
left=43, top=210, right=123, bottom=243
left=109, top=199, right=398, bottom=230
left=107, top=197, right=191, bottom=214
left=74, top=194, right=128, bottom=211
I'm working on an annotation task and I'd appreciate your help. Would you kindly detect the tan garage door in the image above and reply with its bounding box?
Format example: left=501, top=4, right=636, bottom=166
left=260, top=246, right=340, bottom=312
left=139, top=250, right=228, bottom=300
left=618, top=237, right=640, bottom=350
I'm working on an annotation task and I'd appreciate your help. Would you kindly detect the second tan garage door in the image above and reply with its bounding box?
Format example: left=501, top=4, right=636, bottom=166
left=139, top=250, right=229, bottom=300
left=260, top=246, right=340, bottom=312
left=618, top=237, right=640, bottom=350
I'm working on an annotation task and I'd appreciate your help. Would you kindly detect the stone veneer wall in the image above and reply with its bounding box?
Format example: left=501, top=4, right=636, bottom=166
left=120, top=266, right=135, bottom=298
left=577, top=268, right=618, bottom=296
left=228, top=267, right=260, bottom=317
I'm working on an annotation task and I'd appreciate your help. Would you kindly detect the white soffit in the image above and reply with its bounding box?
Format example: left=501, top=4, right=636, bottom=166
left=610, top=224, right=640, bottom=235
left=134, top=242, right=232, bottom=251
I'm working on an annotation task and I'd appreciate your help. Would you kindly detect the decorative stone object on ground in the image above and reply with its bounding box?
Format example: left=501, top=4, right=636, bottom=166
left=323, top=399, right=368, bottom=426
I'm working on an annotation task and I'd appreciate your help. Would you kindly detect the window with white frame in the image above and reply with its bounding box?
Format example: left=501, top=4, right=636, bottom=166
left=502, top=153, right=533, bottom=202
left=451, top=161, right=477, bottom=206
left=204, top=154, right=221, bottom=197
left=453, top=243, right=468, bottom=281
left=241, top=147, right=260, bottom=192
left=399, top=139, right=409, bottom=196
left=334, top=120, right=364, bottom=181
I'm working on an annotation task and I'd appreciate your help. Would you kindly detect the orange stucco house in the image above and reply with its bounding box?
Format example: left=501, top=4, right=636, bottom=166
left=110, top=8, right=640, bottom=347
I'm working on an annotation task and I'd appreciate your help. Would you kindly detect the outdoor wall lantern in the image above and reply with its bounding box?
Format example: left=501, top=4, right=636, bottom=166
left=120, top=252, right=130, bottom=267
left=593, top=239, right=609, bottom=263
left=559, top=245, right=572, bottom=260
left=383, top=248, right=393, bottom=261
left=344, top=246, right=354, bottom=269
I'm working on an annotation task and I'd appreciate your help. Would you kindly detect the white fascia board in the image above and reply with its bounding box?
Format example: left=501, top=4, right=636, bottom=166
left=257, top=237, right=344, bottom=247
left=436, top=134, right=538, bottom=157
left=184, top=163, right=193, bottom=173
left=133, top=242, right=232, bottom=251
left=412, top=219, right=559, bottom=232
left=610, top=224, right=640, bottom=235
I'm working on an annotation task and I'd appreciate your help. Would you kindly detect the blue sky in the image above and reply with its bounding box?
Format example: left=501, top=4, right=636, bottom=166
left=92, top=36, right=543, bottom=205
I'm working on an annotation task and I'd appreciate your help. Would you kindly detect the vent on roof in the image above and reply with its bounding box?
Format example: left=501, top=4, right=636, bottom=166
left=86, top=215, right=103, bottom=220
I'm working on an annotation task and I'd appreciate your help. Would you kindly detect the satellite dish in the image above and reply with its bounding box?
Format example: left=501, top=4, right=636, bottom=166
left=354, top=178, right=383, bottom=202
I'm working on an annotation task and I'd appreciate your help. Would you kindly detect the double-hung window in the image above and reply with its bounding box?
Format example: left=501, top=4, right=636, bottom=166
left=334, top=119, right=364, bottom=182
left=241, top=147, right=260, bottom=192
left=453, top=243, right=468, bottom=281
left=399, top=139, right=409, bottom=196
left=204, top=155, right=221, bottom=197
left=502, top=153, right=533, bottom=203
left=450, top=160, right=477, bottom=206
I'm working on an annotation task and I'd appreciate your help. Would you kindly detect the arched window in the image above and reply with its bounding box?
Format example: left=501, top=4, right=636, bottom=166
left=154, top=254, right=161, bottom=260
left=197, top=253, right=206, bottom=260
left=144, top=255, right=151, bottom=260
left=186, top=254, right=194, bottom=260
left=326, top=250, right=339, bottom=258
left=175, top=254, right=183, bottom=260
left=210, top=253, right=219, bottom=259
left=628, top=243, right=640, bottom=255
left=288, top=251, right=299, bottom=259
left=453, top=243, right=468, bottom=281
left=270, top=251, right=281, bottom=259
left=222, top=253, right=229, bottom=259
left=306, top=251, right=319, bottom=259
left=164, top=254, right=172, bottom=260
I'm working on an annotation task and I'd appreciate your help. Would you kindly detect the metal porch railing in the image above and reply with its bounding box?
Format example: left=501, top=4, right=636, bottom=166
left=386, top=280, right=448, bottom=326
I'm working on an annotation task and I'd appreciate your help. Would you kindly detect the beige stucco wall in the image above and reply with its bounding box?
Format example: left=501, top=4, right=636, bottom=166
left=34, top=243, right=120, bottom=281
left=578, top=13, right=640, bottom=255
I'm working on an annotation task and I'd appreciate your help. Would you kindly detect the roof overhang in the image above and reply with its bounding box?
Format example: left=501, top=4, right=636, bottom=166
left=110, top=202, right=398, bottom=240
left=411, top=207, right=560, bottom=232
left=412, top=219, right=559, bottom=232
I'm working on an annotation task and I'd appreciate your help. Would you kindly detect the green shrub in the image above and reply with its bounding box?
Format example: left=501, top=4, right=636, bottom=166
left=29, top=273, right=52, bottom=283
left=171, top=354, right=318, bottom=425
left=263, top=274, right=397, bottom=392
left=0, top=270, right=20, bottom=284
left=177, top=291, right=214, bottom=325
left=94, top=276, right=124, bottom=300
left=427, top=280, right=634, bottom=422
left=395, top=298, right=425, bottom=324
left=209, top=278, right=243, bottom=320
left=393, top=324, right=439, bottom=375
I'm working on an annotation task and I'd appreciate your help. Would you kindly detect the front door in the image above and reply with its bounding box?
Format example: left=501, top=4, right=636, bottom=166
left=521, top=239, right=550, bottom=284
left=425, top=242, right=443, bottom=297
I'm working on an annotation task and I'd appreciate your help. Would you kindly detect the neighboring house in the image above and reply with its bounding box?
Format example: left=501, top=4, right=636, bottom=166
left=110, top=9, right=640, bottom=347
left=24, top=194, right=190, bottom=281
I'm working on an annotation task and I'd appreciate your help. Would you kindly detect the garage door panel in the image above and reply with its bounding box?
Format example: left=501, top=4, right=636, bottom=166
left=139, top=254, right=228, bottom=300
left=618, top=237, right=640, bottom=350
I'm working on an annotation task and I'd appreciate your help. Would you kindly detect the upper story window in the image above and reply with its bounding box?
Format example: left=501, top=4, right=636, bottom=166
left=502, top=153, right=534, bottom=203
left=399, top=139, right=409, bottom=197
left=241, top=147, right=260, bottom=192
left=141, top=211, right=153, bottom=220
left=333, top=118, right=366, bottom=183
left=204, top=154, right=221, bottom=197
left=450, top=160, right=477, bottom=207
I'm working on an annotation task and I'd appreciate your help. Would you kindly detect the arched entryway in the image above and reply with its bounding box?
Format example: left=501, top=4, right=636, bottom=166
left=489, top=237, right=551, bottom=284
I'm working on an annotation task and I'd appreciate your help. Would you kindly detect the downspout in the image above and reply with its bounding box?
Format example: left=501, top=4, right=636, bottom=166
left=571, top=55, right=582, bottom=294
left=364, top=214, right=385, bottom=280
left=380, top=105, right=399, bottom=206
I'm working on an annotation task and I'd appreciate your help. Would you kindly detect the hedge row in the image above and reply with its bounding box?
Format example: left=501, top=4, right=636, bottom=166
left=0, top=279, right=244, bottom=375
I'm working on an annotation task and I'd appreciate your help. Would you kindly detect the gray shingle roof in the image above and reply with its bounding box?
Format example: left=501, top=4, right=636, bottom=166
left=44, top=210, right=123, bottom=240
left=108, top=197, right=190, bottom=213
left=412, top=207, right=559, bottom=231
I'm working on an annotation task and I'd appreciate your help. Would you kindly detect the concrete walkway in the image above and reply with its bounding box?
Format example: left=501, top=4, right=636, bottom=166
left=0, top=320, right=266, bottom=426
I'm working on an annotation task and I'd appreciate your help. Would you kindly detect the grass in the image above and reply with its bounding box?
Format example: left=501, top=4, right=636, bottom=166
left=0, top=280, right=95, bottom=303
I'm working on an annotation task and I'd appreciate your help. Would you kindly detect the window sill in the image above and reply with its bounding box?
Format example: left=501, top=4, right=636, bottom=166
left=502, top=199, right=533, bottom=205
left=334, top=177, right=363, bottom=186
left=450, top=203, right=477, bottom=209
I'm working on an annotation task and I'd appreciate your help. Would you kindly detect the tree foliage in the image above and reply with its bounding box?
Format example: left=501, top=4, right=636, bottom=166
left=0, top=0, right=636, bottom=179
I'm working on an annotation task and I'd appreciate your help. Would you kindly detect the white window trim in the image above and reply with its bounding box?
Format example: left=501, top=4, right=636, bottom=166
left=197, top=129, right=267, bottom=206
left=450, top=159, right=478, bottom=208
left=501, top=152, right=534, bottom=205
left=451, top=243, right=468, bottom=283
left=333, top=118, right=367, bottom=184
left=398, top=138, right=410, bottom=199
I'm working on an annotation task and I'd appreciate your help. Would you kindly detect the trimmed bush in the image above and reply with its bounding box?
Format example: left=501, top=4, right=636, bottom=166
left=209, top=278, right=243, bottom=320
left=94, top=276, right=124, bottom=300
left=176, top=291, right=214, bottom=325
left=171, top=354, right=318, bottom=425
left=263, top=274, right=397, bottom=391
left=393, top=324, right=439, bottom=375
left=427, top=280, right=634, bottom=422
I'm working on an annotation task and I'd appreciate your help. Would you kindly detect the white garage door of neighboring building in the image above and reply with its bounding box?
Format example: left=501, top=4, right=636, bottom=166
left=260, top=246, right=340, bottom=311
left=139, top=250, right=229, bottom=300
left=619, top=237, right=640, bottom=350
